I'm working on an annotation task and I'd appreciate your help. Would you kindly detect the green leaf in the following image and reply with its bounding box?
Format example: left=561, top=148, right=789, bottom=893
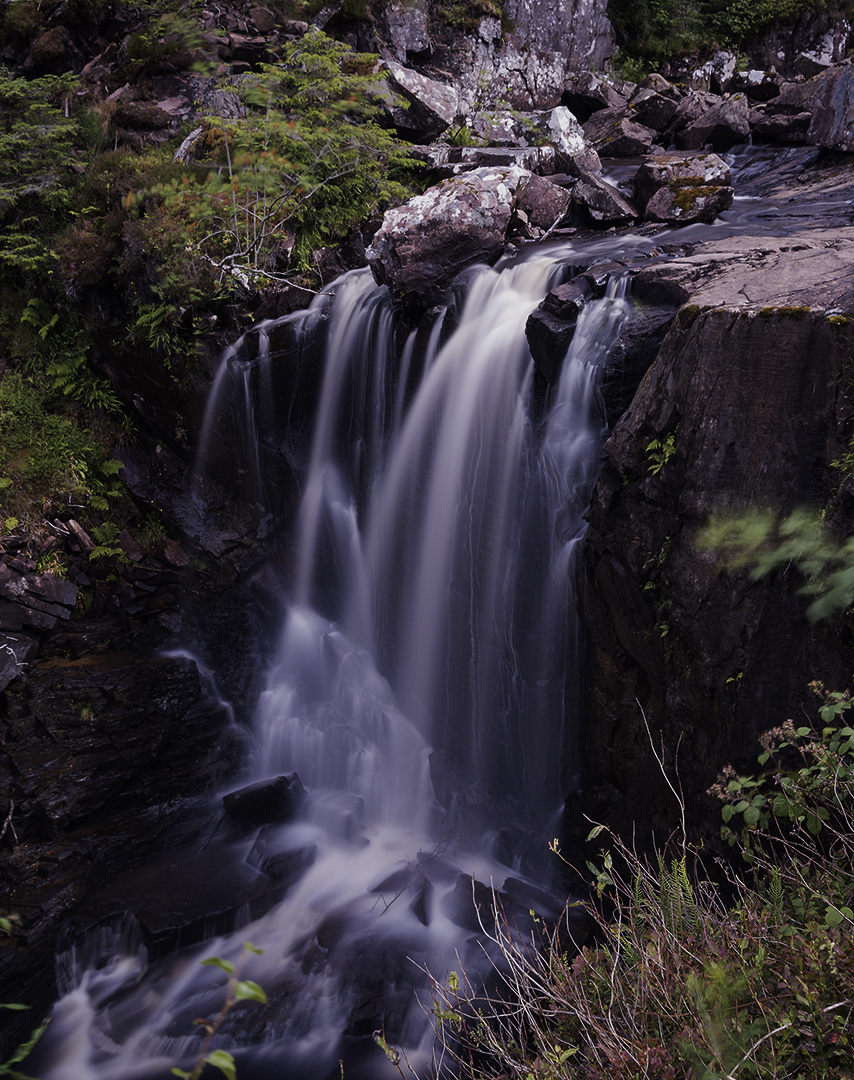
left=825, top=906, right=844, bottom=927
left=200, top=957, right=235, bottom=975
left=243, top=942, right=263, bottom=956
left=171, top=1071, right=191, bottom=1079
left=743, top=805, right=760, bottom=826
left=0, top=1005, right=31, bottom=1011
left=586, top=824, right=605, bottom=840
left=205, top=1050, right=237, bottom=1080
left=233, top=980, right=267, bottom=1004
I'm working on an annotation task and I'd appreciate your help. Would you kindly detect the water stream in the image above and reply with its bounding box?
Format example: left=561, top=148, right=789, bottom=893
left=33, top=250, right=632, bottom=1080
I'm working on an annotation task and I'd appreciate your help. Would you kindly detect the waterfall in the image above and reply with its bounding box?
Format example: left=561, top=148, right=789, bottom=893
left=34, top=253, right=630, bottom=1080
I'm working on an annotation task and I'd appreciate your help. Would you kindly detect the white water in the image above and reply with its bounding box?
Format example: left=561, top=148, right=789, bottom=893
left=35, top=256, right=630, bottom=1080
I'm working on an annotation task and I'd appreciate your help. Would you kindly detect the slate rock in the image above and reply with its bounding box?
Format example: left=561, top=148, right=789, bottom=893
left=673, top=93, right=750, bottom=151
left=222, top=773, right=307, bottom=826
left=583, top=107, right=658, bottom=157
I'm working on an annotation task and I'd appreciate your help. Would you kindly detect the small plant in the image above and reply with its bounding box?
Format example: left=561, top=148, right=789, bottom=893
left=645, top=425, right=678, bottom=475
left=699, top=506, right=854, bottom=621
left=88, top=521, right=128, bottom=562
left=172, top=943, right=267, bottom=1080
left=35, top=552, right=68, bottom=577
left=1, top=915, right=50, bottom=1080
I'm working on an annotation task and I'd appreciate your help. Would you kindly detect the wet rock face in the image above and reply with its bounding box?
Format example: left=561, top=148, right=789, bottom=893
left=581, top=233, right=854, bottom=844
left=0, top=617, right=233, bottom=1035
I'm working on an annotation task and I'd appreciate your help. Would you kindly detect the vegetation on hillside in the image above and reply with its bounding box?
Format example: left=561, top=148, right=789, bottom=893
left=0, top=4, right=418, bottom=545
left=608, top=0, right=834, bottom=72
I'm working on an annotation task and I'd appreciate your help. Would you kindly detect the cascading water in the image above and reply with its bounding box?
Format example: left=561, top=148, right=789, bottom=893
left=33, top=251, right=631, bottom=1080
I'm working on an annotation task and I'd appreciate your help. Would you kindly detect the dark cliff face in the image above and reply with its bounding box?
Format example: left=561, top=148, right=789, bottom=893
left=581, top=303, right=854, bottom=842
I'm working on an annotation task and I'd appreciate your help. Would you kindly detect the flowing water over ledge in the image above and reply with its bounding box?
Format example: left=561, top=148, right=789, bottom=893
left=33, top=252, right=630, bottom=1080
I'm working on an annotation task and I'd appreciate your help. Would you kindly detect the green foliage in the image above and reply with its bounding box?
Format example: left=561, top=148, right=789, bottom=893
left=88, top=521, right=127, bottom=562
left=430, top=689, right=854, bottom=1080
left=440, top=0, right=505, bottom=32
left=699, top=506, right=854, bottom=620
left=153, top=31, right=416, bottom=287
left=606, top=0, right=829, bottom=71
left=646, top=425, right=678, bottom=475
left=0, top=68, right=84, bottom=280
left=124, top=10, right=215, bottom=77
left=0, top=916, right=49, bottom=1080
left=172, top=943, right=266, bottom=1080
left=0, top=371, right=123, bottom=524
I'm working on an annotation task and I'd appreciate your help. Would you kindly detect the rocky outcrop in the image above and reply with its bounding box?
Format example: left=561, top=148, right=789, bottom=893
left=425, top=0, right=614, bottom=112
left=0, top=610, right=233, bottom=1034
left=367, top=165, right=531, bottom=305
left=580, top=227, right=854, bottom=842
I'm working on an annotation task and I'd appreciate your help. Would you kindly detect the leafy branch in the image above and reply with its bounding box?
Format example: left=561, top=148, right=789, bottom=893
left=172, top=942, right=268, bottom=1080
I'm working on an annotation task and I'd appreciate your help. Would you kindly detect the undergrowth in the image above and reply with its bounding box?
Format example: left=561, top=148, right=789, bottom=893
left=418, top=684, right=854, bottom=1079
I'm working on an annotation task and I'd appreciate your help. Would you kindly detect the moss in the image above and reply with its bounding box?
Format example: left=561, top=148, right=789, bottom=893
left=676, top=303, right=701, bottom=329
left=829, top=315, right=850, bottom=329
left=668, top=180, right=714, bottom=212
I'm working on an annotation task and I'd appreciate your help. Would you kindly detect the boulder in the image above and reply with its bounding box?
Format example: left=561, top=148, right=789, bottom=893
left=803, top=64, right=854, bottom=151
left=517, top=173, right=573, bottom=229
left=795, top=51, right=832, bottom=79
left=526, top=277, right=593, bottom=378
left=572, top=173, right=637, bottom=224
left=755, top=66, right=854, bottom=150
left=412, top=144, right=557, bottom=179
left=534, top=105, right=587, bottom=155
left=626, top=85, right=679, bottom=131
left=634, top=152, right=733, bottom=224
left=222, top=773, right=306, bottom=826
left=753, top=110, right=812, bottom=143
left=673, top=93, right=750, bottom=151
left=562, top=69, right=628, bottom=122
left=367, top=166, right=531, bottom=306
left=470, top=105, right=586, bottom=154
left=729, top=69, right=783, bottom=102
left=558, top=146, right=603, bottom=176
left=381, top=62, right=458, bottom=142
left=583, top=107, right=658, bottom=157
left=688, top=50, right=737, bottom=94
left=664, top=89, right=720, bottom=142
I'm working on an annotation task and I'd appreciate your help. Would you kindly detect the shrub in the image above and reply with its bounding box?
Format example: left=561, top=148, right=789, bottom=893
left=423, top=691, right=854, bottom=1079
left=152, top=31, right=417, bottom=288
